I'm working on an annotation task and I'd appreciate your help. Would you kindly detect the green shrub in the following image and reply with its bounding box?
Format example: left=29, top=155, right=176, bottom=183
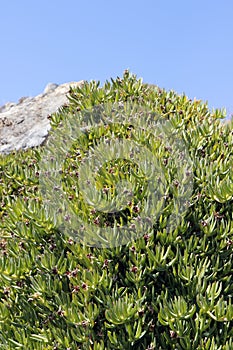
left=0, top=71, right=232, bottom=349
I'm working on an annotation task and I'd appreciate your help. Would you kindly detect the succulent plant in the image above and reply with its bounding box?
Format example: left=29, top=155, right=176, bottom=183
left=0, top=71, right=232, bottom=349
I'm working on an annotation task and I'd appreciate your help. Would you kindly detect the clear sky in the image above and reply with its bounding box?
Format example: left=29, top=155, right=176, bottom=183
left=0, top=1, right=232, bottom=118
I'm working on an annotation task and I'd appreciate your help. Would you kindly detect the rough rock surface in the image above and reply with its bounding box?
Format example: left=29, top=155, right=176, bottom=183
left=0, top=81, right=84, bottom=154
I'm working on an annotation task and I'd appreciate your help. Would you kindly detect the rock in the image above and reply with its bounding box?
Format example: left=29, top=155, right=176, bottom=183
left=0, top=102, right=16, bottom=113
left=0, top=81, right=84, bottom=154
left=43, top=83, right=59, bottom=94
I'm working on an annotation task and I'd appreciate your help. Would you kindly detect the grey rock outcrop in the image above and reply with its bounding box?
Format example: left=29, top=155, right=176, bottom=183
left=0, top=81, right=84, bottom=154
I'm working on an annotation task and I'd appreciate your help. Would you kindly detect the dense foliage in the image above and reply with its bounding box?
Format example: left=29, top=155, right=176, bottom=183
left=0, top=71, right=232, bottom=349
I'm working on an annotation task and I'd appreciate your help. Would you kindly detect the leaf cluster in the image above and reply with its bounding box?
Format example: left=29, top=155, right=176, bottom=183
left=0, top=70, right=232, bottom=349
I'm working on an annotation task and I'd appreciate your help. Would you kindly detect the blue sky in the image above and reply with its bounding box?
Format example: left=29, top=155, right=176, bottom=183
left=0, top=1, right=232, bottom=118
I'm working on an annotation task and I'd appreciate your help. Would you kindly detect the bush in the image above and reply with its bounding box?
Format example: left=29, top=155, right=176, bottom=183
left=0, top=71, right=232, bottom=349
